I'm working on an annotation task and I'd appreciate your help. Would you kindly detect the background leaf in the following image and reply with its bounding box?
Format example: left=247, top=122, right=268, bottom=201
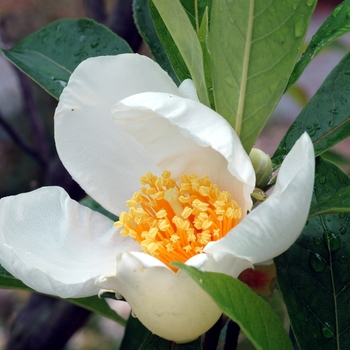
left=287, top=0, right=350, bottom=90
left=151, top=0, right=209, bottom=106
left=275, top=157, right=350, bottom=349
left=273, top=51, right=350, bottom=169
left=175, top=263, right=293, bottom=350
left=1, top=18, right=132, bottom=100
left=133, top=0, right=179, bottom=85
left=209, top=0, right=316, bottom=152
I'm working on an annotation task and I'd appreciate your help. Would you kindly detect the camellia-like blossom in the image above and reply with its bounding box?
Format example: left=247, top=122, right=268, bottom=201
left=0, top=54, right=315, bottom=343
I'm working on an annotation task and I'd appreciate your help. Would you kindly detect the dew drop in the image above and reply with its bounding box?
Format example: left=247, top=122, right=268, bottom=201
left=332, top=4, right=343, bottom=17
left=313, top=236, right=323, bottom=246
left=324, top=231, right=341, bottom=251
left=328, top=120, right=333, bottom=127
left=292, top=3, right=297, bottom=10
left=91, top=39, right=100, bottom=48
left=330, top=108, right=338, bottom=115
left=309, top=253, right=327, bottom=272
left=306, top=0, right=315, bottom=6
left=319, top=176, right=326, bottom=184
left=294, top=19, right=306, bottom=38
left=340, top=226, right=346, bottom=235
left=321, top=322, right=335, bottom=338
left=339, top=212, right=346, bottom=218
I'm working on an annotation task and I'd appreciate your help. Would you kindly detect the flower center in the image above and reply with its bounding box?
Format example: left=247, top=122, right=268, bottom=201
left=115, top=171, right=241, bottom=269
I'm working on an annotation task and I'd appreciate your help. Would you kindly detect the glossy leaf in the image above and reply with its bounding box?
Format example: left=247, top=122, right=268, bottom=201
left=287, top=0, right=350, bottom=90
left=1, top=19, right=132, bottom=100
left=273, top=51, right=350, bottom=169
left=133, top=0, right=179, bottom=85
left=152, top=0, right=210, bottom=106
left=175, top=263, right=293, bottom=350
left=120, top=316, right=150, bottom=350
left=275, top=157, right=350, bottom=349
left=209, top=0, right=316, bottom=152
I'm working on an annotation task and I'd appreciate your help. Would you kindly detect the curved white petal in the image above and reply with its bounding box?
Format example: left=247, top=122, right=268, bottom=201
left=0, top=187, right=140, bottom=298
left=205, top=133, right=315, bottom=264
left=96, top=251, right=223, bottom=343
left=55, top=54, right=178, bottom=215
left=112, top=92, right=255, bottom=214
left=178, top=79, right=199, bottom=101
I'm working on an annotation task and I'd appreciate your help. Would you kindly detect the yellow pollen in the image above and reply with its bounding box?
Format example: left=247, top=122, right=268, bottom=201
left=115, top=171, right=241, bottom=270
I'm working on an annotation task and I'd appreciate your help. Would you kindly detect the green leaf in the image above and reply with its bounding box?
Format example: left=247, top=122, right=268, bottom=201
left=120, top=316, right=151, bottom=350
left=209, top=0, right=316, bottom=152
left=1, top=18, right=132, bottom=100
left=68, top=296, right=126, bottom=326
left=151, top=0, right=210, bottom=106
left=273, top=51, right=350, bottom=169
left=149, top=1, right=191, bottom=83
left=0, top=264, right=32, bottom=291
left=287, top=0, right=350, bottom=90
left=275, top=157, right=350, bottom=349
left=174, top=263, right=293, bottom=350
left=133, top=0, right=179, bottom=85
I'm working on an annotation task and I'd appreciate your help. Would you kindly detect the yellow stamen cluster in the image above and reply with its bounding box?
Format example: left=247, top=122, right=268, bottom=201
left=115, top=171, right=241, bottom=269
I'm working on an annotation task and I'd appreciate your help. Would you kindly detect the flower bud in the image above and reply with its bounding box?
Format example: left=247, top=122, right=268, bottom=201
left=249, top=148, right=273, bottom=188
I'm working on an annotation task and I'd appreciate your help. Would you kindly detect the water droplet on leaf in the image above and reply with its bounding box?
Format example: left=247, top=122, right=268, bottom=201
left=309, top=253, right=327, bottom=272
left=321, top=322, right=335, bottom=338
left=324, top=231, right=341, bottom=251
left=313, top=237, right=323, bottom=246
left=319, top=176, right=326, bottom=184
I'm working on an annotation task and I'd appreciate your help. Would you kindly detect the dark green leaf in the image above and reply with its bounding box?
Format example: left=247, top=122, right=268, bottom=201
left=174, top=263, right=293, bottom=350
left=139, top=333, right=171, bottom=350
left=0, top=264, right=32, bottom=291
left=273, top=51, right=350, bottom=169
left=80, top=196, right=118, bottom=222
left=275, top=157, right=350, bottom=349
left=133, top=0, right=179, bottom=85
left=68, top=296, right=126, bottom=326
left=209, top=0, right=316, bottom=152
left=149, top=1, right=191, bottom=83
left=1, top=19, right=132, bottom=100
left=120, top=316, right=151, bottom=350
left=287, top=0, right=350, bottom=90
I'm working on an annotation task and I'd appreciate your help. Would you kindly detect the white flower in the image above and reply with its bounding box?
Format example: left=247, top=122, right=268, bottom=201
left=0, top=54, right=315, bottom=343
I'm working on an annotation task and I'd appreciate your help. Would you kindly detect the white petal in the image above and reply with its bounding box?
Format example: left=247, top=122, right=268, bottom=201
left=112, top=92, right=255, bottom=214
left=0, top=187, right=140, bottom=298
left=178, top=79, right=199, bottom=101
left=96, top=251, right=222, bottom=343
left=55, top=54, right=178, bottom=215
left=205, top=133, right=315, bottom=264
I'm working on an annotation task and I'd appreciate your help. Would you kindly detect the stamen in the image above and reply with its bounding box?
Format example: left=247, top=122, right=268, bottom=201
left=115, top=171, right=241, bottom=270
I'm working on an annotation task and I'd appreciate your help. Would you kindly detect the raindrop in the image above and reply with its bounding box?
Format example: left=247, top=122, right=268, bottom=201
left=332, top=4, right=343, bottom=17
left=319, top=176, right=326, bottom=184
left=340, top=226, right=346, bottom=235
left=91, top=39, right=100, bottom=48
left=306, top=0, right=315, bottom=6
left=328, top=120, right=333, bottom=127
left=339, top=213, right=346, bottom=218
left=313, top=236, right=322, bottom=246
left=324, top=231, right=341, bottom=252
left=52, top=79, right=67, bottom=88
left=330, top=108, right=338, bottom=114
left=294, top=19, right=306, bottom=38
left=309, top=253, right=327, bottom=272
left=321, top=322, right=335, bottom=338
left=79, top=35, right=86, bottom=43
